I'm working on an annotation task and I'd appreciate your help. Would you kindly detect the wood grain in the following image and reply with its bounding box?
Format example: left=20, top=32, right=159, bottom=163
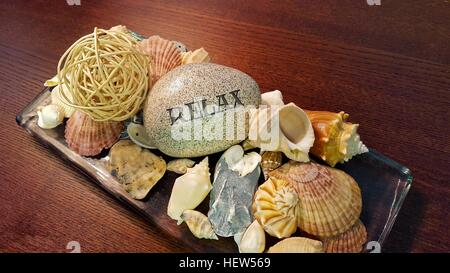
left=0, top=0, right=449, bottom=252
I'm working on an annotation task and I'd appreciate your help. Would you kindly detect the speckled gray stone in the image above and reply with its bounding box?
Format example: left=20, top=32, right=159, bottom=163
left=143, top=63, right=260, bottom=157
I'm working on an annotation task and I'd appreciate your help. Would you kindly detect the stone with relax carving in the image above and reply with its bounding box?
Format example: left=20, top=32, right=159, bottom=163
left=143, top=63, right=261, bottom=157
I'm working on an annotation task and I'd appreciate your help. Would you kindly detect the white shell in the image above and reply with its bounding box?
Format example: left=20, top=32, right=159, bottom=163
left=224, top=145, right=261, bottom=177
left=37, top=104, right=64, bottom=129
left=181, top=48, right=210, bottom=64
left=167, top=157, right=211, bottom=222
left=239, top=220, right=266, bottom=253
left=51, top=84, right=75, bottom=118
left=181, top=210, right=218, bottom=240
left=248, top=103, right=315, bottom=162
left=127, top=123, right=157, bottom=149
left=261, top=90, right=284, bottom=106
left=167, top=158, right=196, bottom=174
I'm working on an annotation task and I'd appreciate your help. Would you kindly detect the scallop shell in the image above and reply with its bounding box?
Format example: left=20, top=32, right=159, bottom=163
left=181, top=47, right=210, bottom=64
left=261, top=151, right=283, bottom=179
left=268, top=237, right=323, bottom=253
left=167, top=157, right=211, bottom=222
left=253, top=177, right=299, bottom=238
left=65, top=111, right=124, bottom=156
left=167, top=158, right=196, bottom=174
left=238, top=220, right=266, bottom=253
left=181, top=210, right=218, bottom=240
left=51, top=84, right=75, bottom=118
left=248, top=103, right=315, bottom=162
left=305, top=111, right=368, bottom=167
left=108, top=140, right=166, bottom=199
left=270, top=161, right=362, bottom=237
left=135, top=35, right=183, bottom=88
left=321, top=220, right=367, bottom=253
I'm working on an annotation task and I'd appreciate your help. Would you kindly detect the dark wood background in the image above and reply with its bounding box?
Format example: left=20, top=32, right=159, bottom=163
left=0, top=0, right=449, bottom=252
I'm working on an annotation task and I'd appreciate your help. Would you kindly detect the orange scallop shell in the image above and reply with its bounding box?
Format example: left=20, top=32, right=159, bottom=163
left=270, top=161, right=362, bottom=237
left=65, top=111, right=124, bottom=156
left=321, top=220, right=368, bottom=253
left=135, top=35, right=183, bottom=88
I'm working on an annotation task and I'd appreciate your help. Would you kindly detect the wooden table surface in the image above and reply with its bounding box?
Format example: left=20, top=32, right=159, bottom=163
left=0, top=0, right=449, bottom=253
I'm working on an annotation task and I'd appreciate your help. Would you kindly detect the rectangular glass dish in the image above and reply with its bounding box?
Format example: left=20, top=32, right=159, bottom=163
left=16, top=87, right=412, bottom=252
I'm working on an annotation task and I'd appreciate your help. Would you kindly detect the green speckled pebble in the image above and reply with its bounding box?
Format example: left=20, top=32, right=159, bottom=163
left=143, top=63, right=261, bottom=158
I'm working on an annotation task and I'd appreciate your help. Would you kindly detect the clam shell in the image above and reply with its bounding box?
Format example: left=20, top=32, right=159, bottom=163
left=261, top=151, right=283, bottom=179
left=65, top=111, right=124, bottom=156
left=181, top=210, right=218, bottom=240
left=270, top=161, right=362, bottom=237
left=108, top=140, right=166, bottom=199
left=239, top=220, right=266, bottom=253
left=135, top=35, right=182, bottom=88
left=248, top=103, right=315, bottom=162
left=305, top=111, right=368, bottom=167
left=167, top=158, right=196, bottom=174
left=253, top=177, right=299, bottom=238
left=321, top=220, right=367, bottom=253
left=268, top=237, right=323, bottom=253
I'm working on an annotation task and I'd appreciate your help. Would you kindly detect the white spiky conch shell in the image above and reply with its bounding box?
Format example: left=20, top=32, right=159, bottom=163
left=237, top=220, right=266, bottom=253
left=248, top=102, right=315, bottom=162
left=223, top=145, right=261, bottom=177
left=181, top=210, right=218, bottom=240
left=167, top=157, right=211, bottom=222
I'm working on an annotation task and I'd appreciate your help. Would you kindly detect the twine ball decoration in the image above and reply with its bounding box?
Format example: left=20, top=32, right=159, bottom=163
left=57, top=27, right=149, bottom=121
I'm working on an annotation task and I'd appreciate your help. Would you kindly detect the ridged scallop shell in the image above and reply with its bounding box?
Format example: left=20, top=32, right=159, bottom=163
left=321, top=220, right=367, bottom=253
left=248, top=103, right=315, bottom=162
left=261, top=151, right=283, bottom=179
left=50, top=84, right=75, bottom=118
left=108, top=140, right=166, bottom=199
left=253, top=177, right=299, bottom=238
left=270, top=161, right=362, bottom=237
left=65, top=111, right=123, bottom=156
left=181, top=47, right=210, bottom=64
left=268, top=237, right=323, bottom=253
left=135, top=35, right=182, bottom=88
left=305, top=111, right=368, bottom=167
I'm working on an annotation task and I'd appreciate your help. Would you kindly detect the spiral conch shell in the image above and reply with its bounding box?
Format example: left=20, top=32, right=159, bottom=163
left=305, top=111, right=368, bottom=167
left=321, top=220, right=367, bottom=253
left=180, top=210, right=218, bottom=240
left=167, top=157, right=211, bottom=222
left=253, top=177, right=299, bottom=238
left=181, top=48, right=210, bottom=64
left=238, top=220, right=266, bottom=253
left=268, top=237, right=323, bottom=253
left=270, top=161, right=362, bottom=237
left=248, top=103, right=315, bottom=162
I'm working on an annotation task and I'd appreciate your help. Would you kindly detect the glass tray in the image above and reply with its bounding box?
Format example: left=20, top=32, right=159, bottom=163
left=16, top=87, right=412, bottom=252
